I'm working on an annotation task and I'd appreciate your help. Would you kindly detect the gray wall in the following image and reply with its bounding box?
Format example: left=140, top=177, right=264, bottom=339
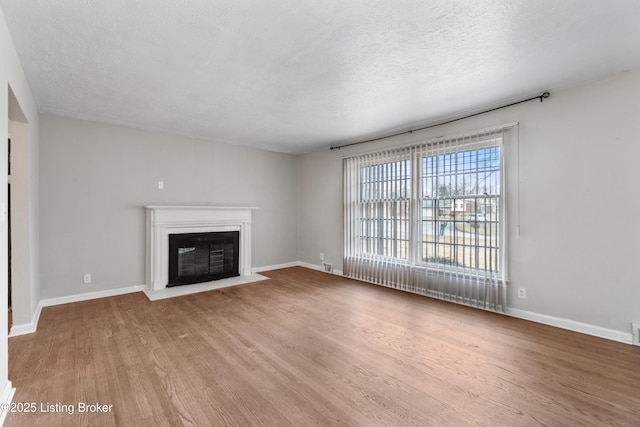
left=39, top=115, right=299, bottom=298
left=299, top=70, right=640, bottom=335
left=2, top=3, right=40, bottom=389
left=36, top=71, right=640, bottom=339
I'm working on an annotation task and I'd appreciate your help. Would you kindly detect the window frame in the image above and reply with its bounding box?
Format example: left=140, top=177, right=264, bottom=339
left=352, top=136, right=504, bottom=278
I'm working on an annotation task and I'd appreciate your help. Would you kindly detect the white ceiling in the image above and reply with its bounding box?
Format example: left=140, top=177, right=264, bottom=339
left=2, top=1, right=639, bottom=154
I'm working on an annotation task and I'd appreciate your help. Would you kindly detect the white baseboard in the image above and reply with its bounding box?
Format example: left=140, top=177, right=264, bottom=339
left=0, top=380, right=15, bottom=426
left=297, top=261, right=344, bottom=276
left=253, top=261, right=344, bottom=276
left=252, top=262, right=299, bottom=273
left=8, top=303, right=42, bottom=337
left=9, top=285, right=144, bottom=338
left=505, top=308, right=633, bottom=345
left=40, top=285, right=146, bottom=308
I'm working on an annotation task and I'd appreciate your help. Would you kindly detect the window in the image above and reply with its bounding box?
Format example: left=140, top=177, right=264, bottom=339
left=344, top=126, right=513, bottom=312
left=359, top=158, right=411, bottom=260
left=420, top=144, right=500, bottom=273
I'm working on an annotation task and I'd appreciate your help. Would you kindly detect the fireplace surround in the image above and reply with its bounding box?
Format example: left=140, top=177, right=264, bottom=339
left=145, top=206, right=256, bottom=292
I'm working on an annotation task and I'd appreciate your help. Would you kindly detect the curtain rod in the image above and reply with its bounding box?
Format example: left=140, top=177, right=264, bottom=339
left=340, top=121, right=518, bottom=160
left=329, top=91, right=550, bottom=151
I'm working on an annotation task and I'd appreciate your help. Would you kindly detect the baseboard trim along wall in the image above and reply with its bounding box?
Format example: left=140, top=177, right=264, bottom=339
left=8, top=303, right=42, bottom=337
left=38, top=285, right=146, bottom=308
left=296, top=261, right=344, bottom=276
left=505, top=308, right=633, bottom=345
left=8, top=285, right=145, bottom=337
left=0, top=380, right=15, bottom=426
left=6, top=264, right=633, bottom=346
left=251, top=262, right=299, bottom=273
left=253, top=262, right=344, bottom=276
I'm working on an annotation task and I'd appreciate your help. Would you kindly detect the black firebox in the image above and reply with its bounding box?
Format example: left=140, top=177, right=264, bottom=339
left=168, top=231, right=239, bottom=287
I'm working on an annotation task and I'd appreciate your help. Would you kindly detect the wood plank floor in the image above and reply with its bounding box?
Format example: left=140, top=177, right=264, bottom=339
left=6, top=267, right=640, bottom=426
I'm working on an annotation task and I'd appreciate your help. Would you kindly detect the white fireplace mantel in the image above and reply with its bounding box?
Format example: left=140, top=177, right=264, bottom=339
left=145, top=205, right=257, bottom=291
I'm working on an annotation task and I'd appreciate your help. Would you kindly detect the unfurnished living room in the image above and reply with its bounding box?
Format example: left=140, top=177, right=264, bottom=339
left=1, top=1, right=640, bottom=426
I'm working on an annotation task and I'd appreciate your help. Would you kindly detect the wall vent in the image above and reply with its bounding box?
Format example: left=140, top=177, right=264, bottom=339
left=322, top=262, right=334, bottom=273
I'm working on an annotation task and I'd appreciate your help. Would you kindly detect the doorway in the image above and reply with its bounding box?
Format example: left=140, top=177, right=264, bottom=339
left=7, top=85, right=31, bottom=336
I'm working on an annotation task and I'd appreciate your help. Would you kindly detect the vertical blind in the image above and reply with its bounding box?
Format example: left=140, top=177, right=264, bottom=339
left=344, top=125, right=515, bottom=312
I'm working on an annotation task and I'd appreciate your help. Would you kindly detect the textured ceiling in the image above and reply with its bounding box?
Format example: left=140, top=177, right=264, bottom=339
left=2, top=1, right=640, bottom=153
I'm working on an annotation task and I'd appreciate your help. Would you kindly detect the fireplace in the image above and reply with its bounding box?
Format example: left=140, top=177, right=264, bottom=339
left=168, top=231, right=239, bottom=286
left=145, top=205, right=256, bottom=292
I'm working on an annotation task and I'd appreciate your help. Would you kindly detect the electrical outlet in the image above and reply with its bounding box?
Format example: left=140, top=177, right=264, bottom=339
left=83, top=274, right=92, bottom=284
left=320, top=253, right=324, bottom=261
left=517, top=287, right=526, bottom=299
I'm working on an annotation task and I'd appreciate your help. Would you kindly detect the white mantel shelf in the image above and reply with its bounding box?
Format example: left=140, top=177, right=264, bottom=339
left=145, top=205, right=259, bottom=210
left=145, top=205, right=257, bottom=292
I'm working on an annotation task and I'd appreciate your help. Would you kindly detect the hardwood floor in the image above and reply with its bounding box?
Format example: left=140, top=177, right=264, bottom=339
left=6, top=267, right=640, bottom=426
